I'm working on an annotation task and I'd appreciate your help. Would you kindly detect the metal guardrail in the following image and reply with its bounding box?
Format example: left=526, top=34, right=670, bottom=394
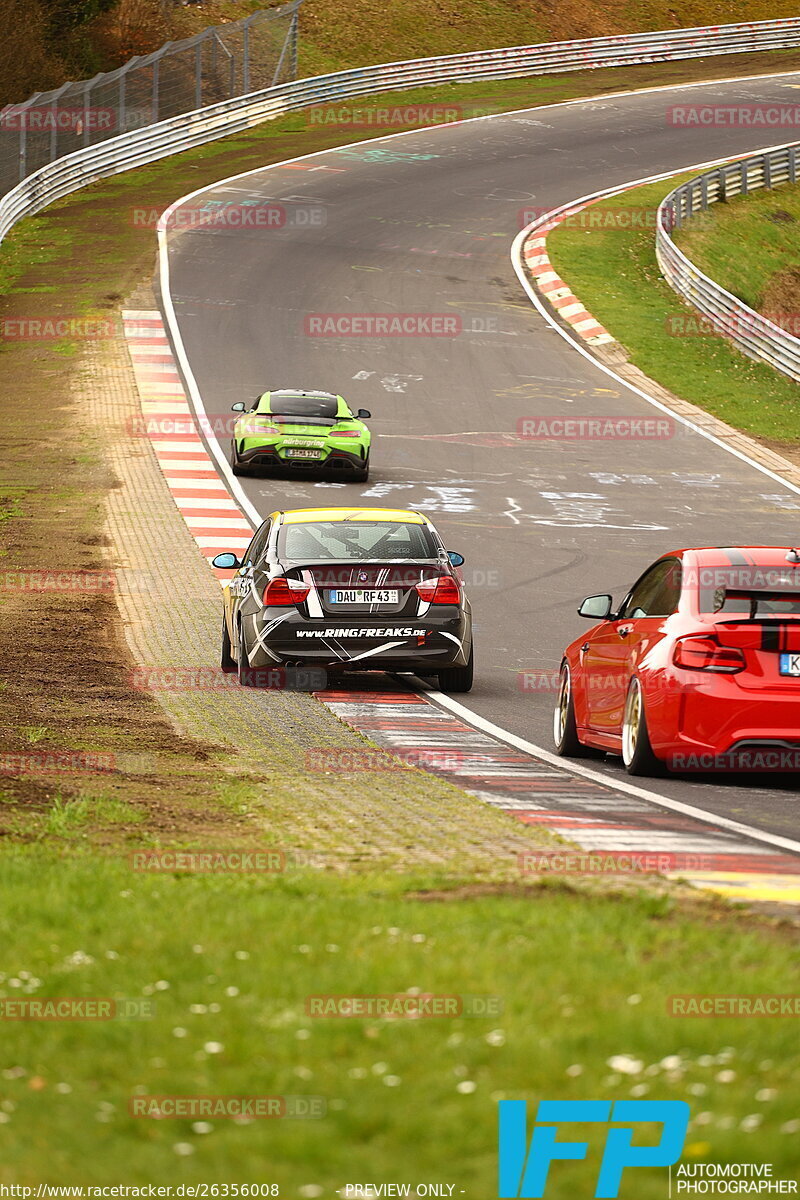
left=657, top=144, right=800, bottom=383
left=0, top=2, right=303, bottom=200
left=3, top=18, right=800, bottom=248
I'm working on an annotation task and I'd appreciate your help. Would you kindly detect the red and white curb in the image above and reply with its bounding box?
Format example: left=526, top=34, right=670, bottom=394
left=522, top=206, right=615, bottom=346
left=123, top=310, right=250, bottom=581
left=319, top=689, right=800, bottom=902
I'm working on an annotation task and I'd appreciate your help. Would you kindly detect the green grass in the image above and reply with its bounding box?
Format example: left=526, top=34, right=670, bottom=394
left=0, top=855, right=796, bottom=1187
left=676, top=180, right=800, bottom=313
left=547, top=177, right=800, bottom=444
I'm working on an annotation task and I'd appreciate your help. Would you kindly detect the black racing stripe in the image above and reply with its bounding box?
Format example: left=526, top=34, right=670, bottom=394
left=724, top=549, right=749, bottom=566
left=762, top=625, right=781, bottom=652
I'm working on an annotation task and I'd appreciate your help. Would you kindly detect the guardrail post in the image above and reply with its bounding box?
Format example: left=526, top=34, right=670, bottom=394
left=763, top=152, right=772, bottom=190
left=119, top=70, right=126, bottom=134
left=700, top=175, right=708, bottom=210
left=152, top=56, right=160, bottom=123
left=791, top=145, right=798, bottom=185
left=718, top=168, right=727, bottom=203
left=740, top=159, right=748, bottom=196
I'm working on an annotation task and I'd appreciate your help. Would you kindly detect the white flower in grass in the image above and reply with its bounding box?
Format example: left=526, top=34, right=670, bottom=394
left=780, top=1119, right=800, bottom=1134
left=697, top=1055, right=715, bottom=1068
left=190, top=1004, right=208, bottom=1014
left=154, top=980, right=170, bottom=992
left=173, top=1027, right=188, bottom=1038
left=411, top=934, right=426, bottom=943
left=173, top=1143, right=194, bottom=1156
left=209, top=1003, right=221, bottom=1014
left=717, top=1116, right=735, bottom=1130
left=688, top=1083, right=707, bottom=1096
left=192, top=1122, right=213, bottom=1134
left=566, top=1065, right=583, bottom=1078
left=325, top=944, right=339, bottom=953
left=0, top=1113, right=10, bottom=1125
left=234, top=950, right=249, bottom=961
left=105, top=950, right=120, bottom=960
left=371, top=1062, right=388, bottom=1076
left=602, top=1075, right=621, bottom=1089
left=370, top=927, right=382, bottom=935
left=694, top=1112, right=713, bottom=1126
left=299, top=1187, right=323, bottom=1198
left=485, top=1030, right=505, bottom=1047
left=630, top=1084, right=649, bottom=1097
left=387, top=927, right=400, bottom=936
left=626, top=994, right=642, bottom=1005
left=456, top=1080, right=477, bottom=1094
left=192, top=945, right=203, bottom=954
left=225, top=986, right=239, bottom=997
left=740, top=1114, right=762, bottom=1132
left=644, top=1064, right=660, bottom=1077
left=715, top=1069, right=736, bottom=1083
left=383, top=1075, right=401, bottom=1087
left=295, top=1028, right=311, bottom=1040
left=203, top=1041, right=224, bottom=1054
left=295, top=1067, right=313, bottom=1080
left=755, top=1088, right=776, bottom=1102
left=297, top=945, right=311, bottom=954
left=55, top=1084, right=71, bottom=1094
left=660, top=1055, right=681, bottom=1070
left=607, top=1055, right=643, bottom=1076
left=446, top=1033, right=463, bottom=1047
left=348, top=1067, right=367, bottom=1079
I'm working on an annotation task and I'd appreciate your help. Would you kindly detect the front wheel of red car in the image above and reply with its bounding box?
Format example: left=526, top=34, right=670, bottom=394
left=621, top=677, right=664, bottom=776
left=553, top=662, right=593, bottom=757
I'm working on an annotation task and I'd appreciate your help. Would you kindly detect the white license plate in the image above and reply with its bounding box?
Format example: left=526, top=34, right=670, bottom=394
left=330, top=589, right=399, bottom=604
left=779, top=652, right=800, bottom=676
left=285, top=448, right=322, bottom=459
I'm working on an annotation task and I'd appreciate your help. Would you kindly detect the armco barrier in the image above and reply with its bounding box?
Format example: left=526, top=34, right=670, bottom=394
left=3, top=19, right=800, bottom=247
left=657, top=143, right=800, bottom=382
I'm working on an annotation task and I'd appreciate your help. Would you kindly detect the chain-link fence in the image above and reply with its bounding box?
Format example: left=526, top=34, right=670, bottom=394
left=0, top=1, right=302, bottom=198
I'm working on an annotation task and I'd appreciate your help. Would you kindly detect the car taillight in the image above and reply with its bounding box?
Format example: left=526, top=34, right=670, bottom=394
left=331, top=428, right=361, bottom=438
left=240, top=419, right=279, bottom=437
left=415, top=576, right=460, bottom=605
left=673, top=635, right=745, bottom=673
left=263, top=577, right=311, bottom=606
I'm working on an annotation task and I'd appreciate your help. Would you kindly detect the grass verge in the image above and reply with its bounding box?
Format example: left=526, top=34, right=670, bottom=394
left=0, top=856, right=797, bottom=1185
left=547, top=174, right=800, bottom=446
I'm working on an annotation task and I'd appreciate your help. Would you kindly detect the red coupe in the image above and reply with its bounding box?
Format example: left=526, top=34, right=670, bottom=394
left=554, top=546, right=800, bottom=775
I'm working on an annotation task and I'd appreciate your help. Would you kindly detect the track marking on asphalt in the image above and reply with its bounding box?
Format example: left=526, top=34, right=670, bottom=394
left=153, top=71, right=800, bottom=891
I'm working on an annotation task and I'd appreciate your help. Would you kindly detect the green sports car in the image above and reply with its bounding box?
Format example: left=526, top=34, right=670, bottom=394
left=230, top=389, right=371, bottom=481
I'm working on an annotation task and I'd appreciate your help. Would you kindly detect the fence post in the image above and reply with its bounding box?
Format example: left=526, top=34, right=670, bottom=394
left=290, top=7, right=300, bottom=79
left=763, top=152, right=772, bottom=189
left=740, top=159, right=748, bottom=196
left=243, top=17, right=251, bottom=94
left=152, top=55, right=160, bottom=123
left=195, top=37, right=204, bottom=109
left=791, top=144, right=798, bottom=184
left=119, top=69, right=126, bottom=134
left=718, top=167, right=726, bottom=202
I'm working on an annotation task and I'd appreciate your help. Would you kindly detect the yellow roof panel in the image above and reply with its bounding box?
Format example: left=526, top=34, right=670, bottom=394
left=281, top=507, right=424, bottom=525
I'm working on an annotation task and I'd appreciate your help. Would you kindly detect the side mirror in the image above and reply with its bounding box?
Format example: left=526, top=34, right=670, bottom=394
left=357, top=409, right=371, bottom=419
left=231, top=402, right=246, bottom=412
left=578, top=594, right=613, bottom=620
left=212, top=552, right=241, bottom=569
left=447, top=551, right=465, bottom=568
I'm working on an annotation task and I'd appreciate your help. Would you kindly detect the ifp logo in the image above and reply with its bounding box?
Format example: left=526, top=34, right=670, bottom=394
left=498, top=1099, right=689, bottom=1198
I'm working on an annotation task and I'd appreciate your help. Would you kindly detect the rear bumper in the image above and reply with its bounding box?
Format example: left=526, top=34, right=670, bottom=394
left=657, top=676, right=800, bottom=770
left=246, top=611, right=471, bottom=671
left=237, top=444, right=365, bottom=473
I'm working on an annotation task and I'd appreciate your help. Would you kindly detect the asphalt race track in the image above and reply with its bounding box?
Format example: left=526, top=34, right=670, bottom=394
left=161, top=71, right=800, bottom=841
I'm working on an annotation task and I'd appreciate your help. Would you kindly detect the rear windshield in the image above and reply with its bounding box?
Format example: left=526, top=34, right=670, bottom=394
left=698, top=565, right=800, bottom=614
left=279, top=521, right=438, bottom=562
left=269, top=393, right=338, bottom=419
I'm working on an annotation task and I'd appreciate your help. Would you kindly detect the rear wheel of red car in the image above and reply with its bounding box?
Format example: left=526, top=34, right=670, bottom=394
left=553, top=662, right=593, bottom=757
left=621, top=677, right=664, bottom=776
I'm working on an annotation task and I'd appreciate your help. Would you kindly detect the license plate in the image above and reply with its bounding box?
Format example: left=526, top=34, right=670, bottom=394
left=329, top=589, right=399, bottom=604
left=285, top=448, right=322, bottom=459
left=779, top=652, right=800, bottom=676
